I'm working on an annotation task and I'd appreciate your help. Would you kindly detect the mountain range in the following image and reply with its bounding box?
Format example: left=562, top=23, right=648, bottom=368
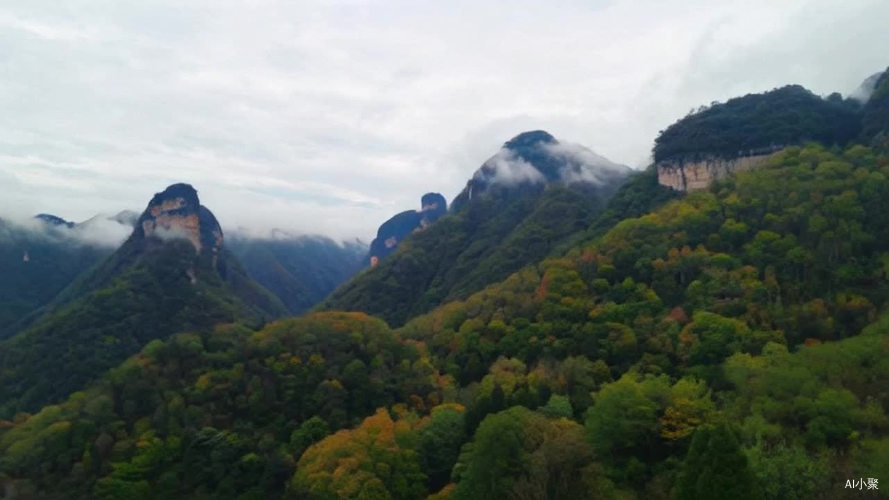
left=0, top=66, right=888, bottom=500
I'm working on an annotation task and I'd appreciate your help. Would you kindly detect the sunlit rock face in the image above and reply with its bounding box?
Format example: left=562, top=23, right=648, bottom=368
left=368, top=192, right=447, bottom=266
left=656, top=152, right=778, bottom=191
left=136, top=183, right=223, bottom=261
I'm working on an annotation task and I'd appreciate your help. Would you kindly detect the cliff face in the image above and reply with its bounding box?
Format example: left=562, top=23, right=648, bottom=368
left=136, top=183, right=223, bottom=263
left=656, top=152, right=777, bottom=191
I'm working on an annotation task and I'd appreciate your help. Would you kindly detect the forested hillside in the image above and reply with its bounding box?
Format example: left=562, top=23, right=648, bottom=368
left=4, top=144, right=889, bottom=499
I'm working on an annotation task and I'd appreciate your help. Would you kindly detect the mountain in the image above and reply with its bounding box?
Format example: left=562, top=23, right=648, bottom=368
left=368, top=192, right=447, bottom=266
left=450, top=130, right=629, bottom=210
left=0, top=183, right=286, bottom=417
left=321, top=131, right=632, bottom=326
left=227, top=233, right=366, bottom=314
left=0, top=214, right=135, bottom=338
left=4, top=142, right=889, bottom=499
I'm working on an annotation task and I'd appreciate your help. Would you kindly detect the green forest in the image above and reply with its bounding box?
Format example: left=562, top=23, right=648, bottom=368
left=3, top=141, right=889, bottom=499
left=653, top=85, right=862, bottom=163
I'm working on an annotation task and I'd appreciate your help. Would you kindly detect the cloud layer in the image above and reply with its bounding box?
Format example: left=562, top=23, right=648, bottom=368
left=1, top=0, right=887, bottom=240
left=2, top=214, right=133, bottom=248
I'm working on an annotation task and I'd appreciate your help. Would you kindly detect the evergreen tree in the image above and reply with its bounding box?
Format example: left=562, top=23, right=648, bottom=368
left=673, top=423, right=760, bottom=500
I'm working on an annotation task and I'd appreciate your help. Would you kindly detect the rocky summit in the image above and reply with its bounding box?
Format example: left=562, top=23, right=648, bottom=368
left=134, top=183, right=224, bottom=267
left=368, top=192, right=447, bottom=266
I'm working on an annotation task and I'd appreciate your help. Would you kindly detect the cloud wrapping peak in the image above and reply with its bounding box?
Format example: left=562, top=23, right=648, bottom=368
left=71, top=216, right=134, bottom=247
left=475, top=138, right=630, bottom=189
left=151, top=225, right=193, bottom=244
left=542, top=142, right=631, bottom=185
left=479, top=149, right=546, bottom=187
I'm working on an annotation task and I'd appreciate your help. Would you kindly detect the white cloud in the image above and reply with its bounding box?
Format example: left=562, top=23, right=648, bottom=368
left=1, top=213, right=132, bottom=248
left=72, top=215, right=134, bottom=247
left=542, top=142, right=630, bottom=185
left=0, top=0, right=886, bottom=240
left=479, top=149, right=546, bottom=186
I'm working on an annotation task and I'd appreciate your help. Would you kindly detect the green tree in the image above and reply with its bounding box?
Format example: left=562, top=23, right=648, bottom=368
left=539, top=395, right=573, bottom=419
left=584, top=374, right=667, bottom=460
left=454, top=406, right=594, bottom=500
left=418, top=404, right=466, bottom=492
left=289, top=416, right=330, bottom=458
left=673, top=423, right=759, bottom=500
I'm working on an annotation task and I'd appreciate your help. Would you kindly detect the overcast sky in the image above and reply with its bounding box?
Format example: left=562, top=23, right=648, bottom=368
left=1, top=0, right=887, bottom=240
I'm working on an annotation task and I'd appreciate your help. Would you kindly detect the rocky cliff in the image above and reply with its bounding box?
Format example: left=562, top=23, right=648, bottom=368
left=656, top=152, right=777, bottom=191
left=135, top=183, right=224, bottom=266
left=369, top=193, right=446, bottom=266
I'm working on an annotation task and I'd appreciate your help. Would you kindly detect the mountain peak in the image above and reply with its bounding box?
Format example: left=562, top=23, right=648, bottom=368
left=451, top=131, right=629, bottom=210
left=420, top=192, right=446, bottom=214
left=503, top=130, right=557, bottom=150
left=368, top=192, right=448, bottom=266
left=34, top=213, right=74, bottom=228
left=146, top=182, right=200, bottom=208
left=135, top=183, right=223, bottom=262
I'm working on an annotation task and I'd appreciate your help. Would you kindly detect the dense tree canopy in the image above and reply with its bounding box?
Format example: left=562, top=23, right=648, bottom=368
left=653, top=85, right=861, bottom=163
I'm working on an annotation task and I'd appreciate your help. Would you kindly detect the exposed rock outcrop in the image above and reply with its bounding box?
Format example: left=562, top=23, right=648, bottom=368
left=657, top=152, right=778, bottom=191
left=135, top=183, right=224, bottom=263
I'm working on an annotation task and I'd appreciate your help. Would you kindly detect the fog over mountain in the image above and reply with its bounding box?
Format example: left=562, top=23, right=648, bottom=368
left=1, top=212, right=135, bottom=248
left=1, top=1, right=888, bottom=241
